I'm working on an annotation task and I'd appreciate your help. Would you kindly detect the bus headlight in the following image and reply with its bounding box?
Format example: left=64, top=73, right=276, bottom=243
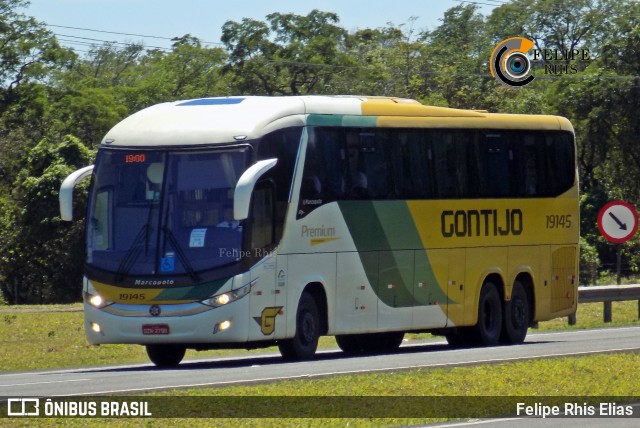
left=84, top=291, right=113, bottom=309
left=202, top=282, right=252, bottom=308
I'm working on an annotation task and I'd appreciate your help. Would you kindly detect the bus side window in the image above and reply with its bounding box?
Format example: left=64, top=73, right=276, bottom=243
left=250, top=183, right=276, bottom=251
left=405, top=131, right=435, bottom=199
left=90, top=188, right=111, bottom=251
left=523, top=135, right=539, bottom=195
left=484, top=134, right=510, bottom=197
left=257, top=127, right=302, bottom=242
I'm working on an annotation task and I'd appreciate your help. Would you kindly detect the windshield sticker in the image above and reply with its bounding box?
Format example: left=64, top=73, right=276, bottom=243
left=160, top=253, right=175, bottom=273
left=189, top=228, right=207, bottom=248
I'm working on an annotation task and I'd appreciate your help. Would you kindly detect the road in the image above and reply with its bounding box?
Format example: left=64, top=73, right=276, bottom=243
left=2, top=326, right=639, bottom=398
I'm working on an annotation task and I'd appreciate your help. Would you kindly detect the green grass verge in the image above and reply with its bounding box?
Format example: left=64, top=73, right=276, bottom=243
left=4, top=353, right=640, bottom=427
left=1, top=300, right=639, bottom=372
left=2, top=302, right=639, bottom=426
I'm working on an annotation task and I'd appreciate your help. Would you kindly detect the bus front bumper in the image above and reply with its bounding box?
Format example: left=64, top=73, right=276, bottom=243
left=83, top=298, right=250, bottom=345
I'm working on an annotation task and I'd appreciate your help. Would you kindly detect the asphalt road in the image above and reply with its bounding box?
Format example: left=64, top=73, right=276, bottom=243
left=2, top=326, right=639, bottom=398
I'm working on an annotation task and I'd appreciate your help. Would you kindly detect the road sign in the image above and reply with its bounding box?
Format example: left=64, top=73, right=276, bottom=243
left=597, top=200, right=638, bottom=243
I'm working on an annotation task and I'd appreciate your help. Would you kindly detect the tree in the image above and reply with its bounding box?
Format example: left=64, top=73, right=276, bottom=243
left=60, top=42, right=145, bottom=90
left=48, top=87, right=128, bottom=148
left=221, top=10, right=353, bottom=95
left=0, top=0, right=75, bottom=195
left=135, top=35, right=229, bottom=103
left=0, top=0, right=73, bottom=112
left=0, top=135, right=94, bottom=303
left=420, top=4, right=492, bottom=108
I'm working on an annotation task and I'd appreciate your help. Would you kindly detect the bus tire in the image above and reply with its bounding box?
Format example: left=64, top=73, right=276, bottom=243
left=336, top=332, right=404, bottom=355
left=335, top=334, right=364, bottom=354
left=146, top=344, right=186, bottom=368
left=473, top=282, right=503, bottom=346
left=278, top=292, right=320, bottom=361
left=501, top=281, right=530, bottom=344
left=445, top=328, right=473, bottom=348
left=367, top=332, right=404, bottom=353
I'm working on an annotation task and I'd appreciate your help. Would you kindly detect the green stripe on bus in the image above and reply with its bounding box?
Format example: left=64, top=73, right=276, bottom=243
left=153, top=278, right=228, bottom=301
left=338, top=201, right=451, bottom=307
left=307, top=115, right=378, bottom=127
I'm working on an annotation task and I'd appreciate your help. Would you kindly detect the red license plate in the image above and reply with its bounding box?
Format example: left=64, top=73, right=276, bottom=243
left=142, top=324, right=170, bottom=335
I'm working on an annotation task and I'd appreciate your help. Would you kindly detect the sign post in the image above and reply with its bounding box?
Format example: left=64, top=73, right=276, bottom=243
left=596, top=200, right=639, bottom=322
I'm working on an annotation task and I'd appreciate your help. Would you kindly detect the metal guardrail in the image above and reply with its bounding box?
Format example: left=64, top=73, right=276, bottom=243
left=568, top=284, right=640, bottom=325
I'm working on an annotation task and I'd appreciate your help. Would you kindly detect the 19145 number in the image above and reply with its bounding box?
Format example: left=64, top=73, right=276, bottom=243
left=546, top=214, right=572, bottom=229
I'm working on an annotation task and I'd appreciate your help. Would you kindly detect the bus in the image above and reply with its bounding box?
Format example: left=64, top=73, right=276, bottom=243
left=59, top=96, right=579, bottom=367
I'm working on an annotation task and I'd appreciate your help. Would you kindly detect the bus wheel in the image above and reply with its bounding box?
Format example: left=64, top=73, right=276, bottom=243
left=335, top=334, right=364, bottom=354
left=146, top=344, right=186, bottom=368
left=445, top=328, right=473, bottom=348
left=473, top=282, right=503, bottom=346
left=336, top=332, right=404, bottom=355
left=501, top=281, right=530, bottom=344
left=363, top=332, right=404, bottom=353
left=278, top=293, right=320, bottom=361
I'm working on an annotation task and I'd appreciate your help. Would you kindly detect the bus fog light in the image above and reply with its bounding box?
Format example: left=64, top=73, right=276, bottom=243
left=90, top=322, right=102, bottom=333
left=213, top=320, right=231, bottom=334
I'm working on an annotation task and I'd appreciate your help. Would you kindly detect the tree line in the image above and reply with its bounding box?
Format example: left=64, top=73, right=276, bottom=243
left=1, top=0, right=639, bottom=303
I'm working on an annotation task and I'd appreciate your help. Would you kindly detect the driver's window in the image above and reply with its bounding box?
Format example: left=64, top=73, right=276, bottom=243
left=250, top=184, right=275, bottom=251
left=91, top=190, right=111, bottom=251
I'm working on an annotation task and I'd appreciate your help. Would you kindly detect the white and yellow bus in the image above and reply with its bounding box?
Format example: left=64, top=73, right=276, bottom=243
left=60, top=96, right=579, bottom=367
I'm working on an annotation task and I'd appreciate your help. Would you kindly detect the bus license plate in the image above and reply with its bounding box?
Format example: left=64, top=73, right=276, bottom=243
left=142, top=324, right=170, bottom=335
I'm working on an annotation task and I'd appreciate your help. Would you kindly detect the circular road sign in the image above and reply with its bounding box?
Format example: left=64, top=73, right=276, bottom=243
left=597, top=200, right=638, bottom=244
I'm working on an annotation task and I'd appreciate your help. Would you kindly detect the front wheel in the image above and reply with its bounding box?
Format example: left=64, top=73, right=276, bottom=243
left=146, top=344, right=186, bottom=368
left=278, top=293, right=320, bottom=361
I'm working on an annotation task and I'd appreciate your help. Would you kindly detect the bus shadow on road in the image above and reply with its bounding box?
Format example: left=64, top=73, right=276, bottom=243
left=70, top=339, right=541, bottom=374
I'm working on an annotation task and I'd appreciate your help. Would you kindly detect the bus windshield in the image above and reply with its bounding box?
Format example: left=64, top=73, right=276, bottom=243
left=87, top=147, right=249, bottom=279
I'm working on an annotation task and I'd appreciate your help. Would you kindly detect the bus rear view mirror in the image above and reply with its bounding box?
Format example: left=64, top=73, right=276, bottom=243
left=234, top=159, right=277, bottom=221
left=59, top=165, right=94, bottom=221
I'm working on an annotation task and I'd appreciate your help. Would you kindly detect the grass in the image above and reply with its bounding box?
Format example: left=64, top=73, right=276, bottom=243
left=1, top=301, right=639, bottom=426
left=0, top=300, right=639, bottom=372
left=3, top=353, right=640, bottom=427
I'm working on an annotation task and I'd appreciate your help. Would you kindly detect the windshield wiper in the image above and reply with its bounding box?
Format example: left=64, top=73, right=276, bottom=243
left=115, top=196, right=159, bottom=283
left=162, top=226, right=199, bottom=283
left=115, top=224, right=149, bottom=283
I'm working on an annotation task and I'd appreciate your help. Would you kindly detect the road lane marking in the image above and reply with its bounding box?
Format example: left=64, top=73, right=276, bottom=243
left=54, top=345, right=640, bottom=396
left=0, top=378, right=89, bottom=387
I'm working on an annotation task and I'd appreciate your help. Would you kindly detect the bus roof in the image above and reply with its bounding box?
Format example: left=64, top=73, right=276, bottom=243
left=102, top=96, right=574, bottom=147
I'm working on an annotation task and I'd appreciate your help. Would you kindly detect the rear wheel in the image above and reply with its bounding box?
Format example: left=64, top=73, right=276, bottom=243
left=473, top=282, right=503, bottom=346
left=146, top=344, right=186, bottom=368
left=278, top=293, right=320, bottom=361
left=501, top=281, right=530, bottom=344
left=336, top=332, right=404, bottom=355
left=445, top=328, right=474, bottom=348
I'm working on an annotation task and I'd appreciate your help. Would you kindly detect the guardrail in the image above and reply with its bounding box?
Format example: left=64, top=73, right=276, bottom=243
left=568, top=284, right=640, bottom=325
